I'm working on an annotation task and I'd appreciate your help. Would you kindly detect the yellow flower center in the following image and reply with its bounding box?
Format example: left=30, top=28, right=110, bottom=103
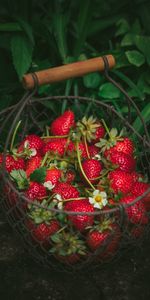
left=95, top=195, right=102, bottom=203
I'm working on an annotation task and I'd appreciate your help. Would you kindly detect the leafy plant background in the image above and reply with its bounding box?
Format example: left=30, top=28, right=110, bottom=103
left=0, top=0, right=150, bottom=134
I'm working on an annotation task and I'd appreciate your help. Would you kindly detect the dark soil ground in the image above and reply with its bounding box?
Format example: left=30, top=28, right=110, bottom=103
left=0, top=210, right=150, bottom=300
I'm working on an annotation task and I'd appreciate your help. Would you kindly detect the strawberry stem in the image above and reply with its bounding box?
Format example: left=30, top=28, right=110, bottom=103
left=76, top=141, right=95, bottom=191
left=83, top=136, right=90, bottom=159
left=56, top=225, right=68, bottom=234
left=101, top=119, right=111, bottom=140
left=41, top=152, right=49, bottom=167
left=10, top=120, right=22, bottom=152
left=63, top=197, right=86, bottom=202
left=42, top=135, right=69, bottom=139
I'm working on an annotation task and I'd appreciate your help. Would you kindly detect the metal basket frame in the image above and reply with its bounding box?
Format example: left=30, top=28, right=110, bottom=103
left=0, top=56, right=150, bottom=271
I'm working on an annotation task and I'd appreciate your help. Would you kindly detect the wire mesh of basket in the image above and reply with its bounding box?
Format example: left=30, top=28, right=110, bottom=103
left=0, top=55, right=150, bottom=272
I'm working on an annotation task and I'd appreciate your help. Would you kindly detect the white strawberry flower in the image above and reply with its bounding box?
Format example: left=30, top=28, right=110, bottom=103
left=44, top=181, right=55, bottom=190
left=53, top=194, right=63, bottom=210
left=89, top=189, right=108, bottom=209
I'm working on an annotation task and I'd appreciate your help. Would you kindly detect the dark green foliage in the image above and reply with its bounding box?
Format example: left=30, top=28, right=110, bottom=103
left=0, top=0, right=150, bottom=134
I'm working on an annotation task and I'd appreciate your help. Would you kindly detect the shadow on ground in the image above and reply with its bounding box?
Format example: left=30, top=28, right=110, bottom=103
left=0, top=212, right=150, bottom=300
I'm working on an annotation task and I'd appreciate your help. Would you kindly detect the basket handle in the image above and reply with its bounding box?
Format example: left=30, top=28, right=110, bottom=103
left=22, top=54, right=115, bottom=90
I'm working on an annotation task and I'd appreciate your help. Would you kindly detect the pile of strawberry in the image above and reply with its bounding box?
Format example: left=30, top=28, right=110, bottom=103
left=1, top=109, right=150, bottom=265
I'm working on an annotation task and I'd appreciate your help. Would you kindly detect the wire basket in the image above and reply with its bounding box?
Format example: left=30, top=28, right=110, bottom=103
left=0, top=55, right=150, bottom=272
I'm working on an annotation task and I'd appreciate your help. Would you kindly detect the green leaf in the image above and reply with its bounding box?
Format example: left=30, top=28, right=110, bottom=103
left=30, top=167, right=46, bottom=183
left=112, top=70, right=145, bottom=101
left=98, top=83, right=121, bottom=99
left=125, top=50, right=145, bottom=67
left=10, top=169, right=28, bottom=190
left=134, top=35, right=150, bottom=65
left=0, top=22, right=22, bottom=32
left=83, top=72, right=102, bottom=89
left=121, top=33, right=134, bottom=46
left=115, top=18, right=130, bottom=37
left=132, top=103, right=150, bottom=134
left=11, top=33, right=33, bottom=79
left=17, top=18, right=34, bottom=45
left=88, top=15, right=121, bottom=36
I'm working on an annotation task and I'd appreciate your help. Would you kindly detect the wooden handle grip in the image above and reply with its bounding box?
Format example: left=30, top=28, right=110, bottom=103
left=22, top=54, right=115, bottom=90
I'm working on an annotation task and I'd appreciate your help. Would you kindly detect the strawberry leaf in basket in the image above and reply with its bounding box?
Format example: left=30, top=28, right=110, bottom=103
left=10, top=169, right=29, bottom=190
left=30, top=167, right=46, bottom=183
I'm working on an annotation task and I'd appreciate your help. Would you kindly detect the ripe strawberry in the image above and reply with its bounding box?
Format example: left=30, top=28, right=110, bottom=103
left=67, top=141, right=88, bottom=159
left=50, top=110, right=75, bottom=136
left=25, top=182, right=47, bottom=201
left=88, top=145, right=99, bottom=158
left=18, top=134, right=44, bottom=156
left=130, top=171, right=144, bottom=182
left=108, top=170, right=134, bottom=194
left=3, top=184, right=19, bottom=207
left=106, top=137, right=134, bottom=156
left=87, top=222, right=121, bottom=259
left=81, top=159, right=103, bottom=183
left=131, top=182, right=150, bottom=211
left=27, top=220, right=60, bottom=244
left=130, top=225, right=145, bottom=239
left=26, top=155, right=42, bottom=177
left=56, top=253, right=81, bottom=264
left=106, top=150, right=136, bottom=172
left=91, top=123, right=105, bottom=143
left=64, top=169, right=76, bottom=183
left=120, top=195, right=148, bottom=225
left=64, top=199, right=94, bottom=231
left=45, top=168, right=62, bottom=186
left=52, top=182, right=79, bottom=200
left=0, top=154, right=25, bottom=173
left=42, top=138, right=67, bottom=157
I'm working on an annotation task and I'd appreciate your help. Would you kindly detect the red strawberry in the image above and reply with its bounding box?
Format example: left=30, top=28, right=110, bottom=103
left=130, top=171, right=144, bottom=182
left=88, top=145, right=99, bottom=158
left=56, top=253, right=81, bottom=264
left=50, top=110, right=75, bottom=136
left=130, top=225, right=145, bottom=239
left=67, top=141, right=88, bottom=159
left=87, top=223, right=121, bottom=259
left=120, top=195, right=148, bottom=224
left=26, top=155, right=42, bottom=177
left=18, top=134, right=44, bottom=156
left=91, top=123, right=105, bottom=143
left=25, top=182, right=47, bottom=201
left=108, top=170, right=134, bottom=194
left=131, top=182, right=150, bottom=211
left=27, top=220, right=60, bottom=244
left=52, top=182, right=79, bottom=200
left=106, top=137, right=134, bottom=156
left=64, top=199, right=94, bottom=231
left=82, top=159, right=103, bottom=183
left=64, top=169, right=76, bottom=183
left=45, top=168, right=62, bottom=186
left=42, top=138, right=67, bottom=157
left=0, top=154, right=25, bottom=173
left=106, top=150, right=136, bottom=172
